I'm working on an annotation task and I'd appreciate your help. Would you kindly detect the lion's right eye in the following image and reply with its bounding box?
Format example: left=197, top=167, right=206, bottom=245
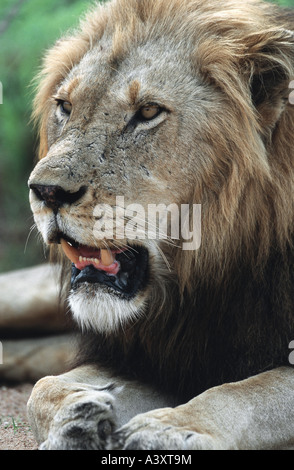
left=140, top=105, right=161, bottom=120
left=56, top=99, right=72, bottom=116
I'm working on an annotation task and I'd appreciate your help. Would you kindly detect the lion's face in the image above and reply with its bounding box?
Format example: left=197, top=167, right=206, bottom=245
left=28, top=36, right=209, bottom=331
left=28, top=0, right=294, bottom=333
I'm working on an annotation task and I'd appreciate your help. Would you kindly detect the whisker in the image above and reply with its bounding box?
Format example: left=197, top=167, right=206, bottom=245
left=152, top=240, right=172, bottom=272
left=24, top=224, right=37, bottom=254
left=42, top=242, right=48, bottom=260
left=109, top=239, right=132, bottom=256
left=120, top=214, right=178, bottom=247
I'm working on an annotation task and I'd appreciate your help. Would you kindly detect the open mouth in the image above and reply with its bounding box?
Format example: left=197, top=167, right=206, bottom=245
left=59, top=236, right=149, bottom=299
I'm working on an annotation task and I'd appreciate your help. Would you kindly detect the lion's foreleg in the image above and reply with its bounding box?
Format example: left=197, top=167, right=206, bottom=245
left=27, top=364, right=174, bottom=450
left=113, top=367, right=294, bottom=450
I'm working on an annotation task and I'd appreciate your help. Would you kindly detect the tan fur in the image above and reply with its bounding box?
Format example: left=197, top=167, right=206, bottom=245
left=27, top=0, right=294, bottom=450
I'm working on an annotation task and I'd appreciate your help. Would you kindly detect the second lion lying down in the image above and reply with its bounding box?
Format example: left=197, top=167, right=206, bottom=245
left=27, top=0, right=294, bottom=450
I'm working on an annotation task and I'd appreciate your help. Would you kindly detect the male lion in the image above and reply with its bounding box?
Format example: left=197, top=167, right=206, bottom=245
left=27, top=0, right=294, bottom=450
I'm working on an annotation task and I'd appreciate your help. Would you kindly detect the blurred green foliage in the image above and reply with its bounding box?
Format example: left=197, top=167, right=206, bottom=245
left=269, top=0, right=294, bottom=4
left=0, top=0, right=293, bottom=272
left=0, top=0, right=91, bottom=271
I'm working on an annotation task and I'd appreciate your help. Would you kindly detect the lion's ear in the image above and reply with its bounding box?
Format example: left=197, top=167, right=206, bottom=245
left=244, top=28, right=294, bottom=129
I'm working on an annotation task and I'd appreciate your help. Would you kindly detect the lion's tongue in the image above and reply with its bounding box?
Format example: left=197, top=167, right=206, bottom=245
left=60, top=239, right=120, bottom=275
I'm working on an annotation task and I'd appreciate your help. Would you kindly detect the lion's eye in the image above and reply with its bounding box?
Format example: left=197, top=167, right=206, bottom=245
left=56, top=100, right=72, bottom=116
left=139, top=105, right=161, bottom=120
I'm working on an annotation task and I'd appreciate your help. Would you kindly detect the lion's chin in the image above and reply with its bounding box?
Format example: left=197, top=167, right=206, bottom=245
left=68, top=285, right=147, bottom=333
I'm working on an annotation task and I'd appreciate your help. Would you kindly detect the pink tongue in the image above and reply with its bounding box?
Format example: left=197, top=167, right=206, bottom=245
left=75, top=246, right=120, bottom=275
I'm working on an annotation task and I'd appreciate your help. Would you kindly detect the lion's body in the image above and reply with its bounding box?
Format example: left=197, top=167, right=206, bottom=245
left=27, top=0, right=294, bottom=449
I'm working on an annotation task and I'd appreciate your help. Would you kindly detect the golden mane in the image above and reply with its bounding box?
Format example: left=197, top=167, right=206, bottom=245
left=33, top=0, right=294, bottom=295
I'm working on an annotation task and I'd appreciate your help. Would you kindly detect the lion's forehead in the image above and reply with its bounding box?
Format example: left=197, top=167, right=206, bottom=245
left=63, top=39, right=198, bottom=111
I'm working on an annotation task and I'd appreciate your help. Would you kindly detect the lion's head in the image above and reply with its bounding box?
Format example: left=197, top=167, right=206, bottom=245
left=28, top=0, right=294, bottom=335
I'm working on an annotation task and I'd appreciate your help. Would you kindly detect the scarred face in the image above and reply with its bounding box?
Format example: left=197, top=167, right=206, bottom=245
left=28, top=36, right=211, bottom=333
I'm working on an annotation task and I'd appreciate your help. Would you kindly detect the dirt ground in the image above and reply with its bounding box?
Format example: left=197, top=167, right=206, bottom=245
left=0, top=383, right=38, bottom=450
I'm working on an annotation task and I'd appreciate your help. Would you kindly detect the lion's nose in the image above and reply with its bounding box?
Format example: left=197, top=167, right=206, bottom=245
left=29, top=184, right=87, bottom=213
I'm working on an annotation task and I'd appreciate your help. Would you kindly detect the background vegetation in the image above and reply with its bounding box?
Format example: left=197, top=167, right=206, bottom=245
left=0, top=0, right=293, bottom=272
left=0, top=0, right=90, bottom=271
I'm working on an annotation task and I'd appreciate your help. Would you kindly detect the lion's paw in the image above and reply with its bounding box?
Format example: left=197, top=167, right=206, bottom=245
left=39, top=390, right=116, bottom=450
left=111, top=414, right=218, bottom=450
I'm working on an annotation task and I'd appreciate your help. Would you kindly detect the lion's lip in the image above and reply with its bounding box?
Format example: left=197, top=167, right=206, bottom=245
left=59, top=236, right=149, bottom=299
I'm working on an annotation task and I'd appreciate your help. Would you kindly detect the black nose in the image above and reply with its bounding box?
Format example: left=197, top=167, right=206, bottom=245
left=30, top=184, right=87, bottom=213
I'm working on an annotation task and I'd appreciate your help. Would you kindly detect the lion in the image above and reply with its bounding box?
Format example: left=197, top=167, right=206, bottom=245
left=26, top=0, right=294, bottom=450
